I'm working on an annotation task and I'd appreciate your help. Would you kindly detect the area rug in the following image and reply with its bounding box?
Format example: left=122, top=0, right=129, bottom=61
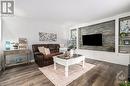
left=39, top=62, right=95, bottom=86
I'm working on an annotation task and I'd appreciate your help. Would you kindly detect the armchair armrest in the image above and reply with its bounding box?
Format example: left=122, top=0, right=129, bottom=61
left=34, top=52, right=45, bottom=59
left=33, top=52, right=45, bottom=64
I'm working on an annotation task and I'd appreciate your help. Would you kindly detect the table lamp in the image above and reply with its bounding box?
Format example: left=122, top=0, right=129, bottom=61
left=5, top=41, right=10, bottom=50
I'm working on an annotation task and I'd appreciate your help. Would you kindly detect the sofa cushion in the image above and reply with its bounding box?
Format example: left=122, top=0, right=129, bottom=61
left=50, top=52, right=63, bottom=56
left=44, top=48, right=50, bottom=55
left=38, top=46, right=46, bottom=54
left=43, top=52, right=63, bottom=60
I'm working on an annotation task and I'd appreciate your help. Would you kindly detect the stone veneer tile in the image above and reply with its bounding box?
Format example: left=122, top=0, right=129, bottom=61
left=78, top=20, right=115, bottom=52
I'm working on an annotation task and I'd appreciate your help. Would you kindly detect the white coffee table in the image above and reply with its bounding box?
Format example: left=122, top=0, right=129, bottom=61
left=53, top=54, right=85, bottom=77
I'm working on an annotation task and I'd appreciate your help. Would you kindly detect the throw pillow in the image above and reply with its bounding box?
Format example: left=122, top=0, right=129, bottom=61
left=38, top=46, right=45, bottom=54
left=44, top=48, right=50, bottom=55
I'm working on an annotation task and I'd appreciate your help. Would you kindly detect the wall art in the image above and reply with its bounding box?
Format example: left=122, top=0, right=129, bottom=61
left=39, top=32, right=57, bottom=42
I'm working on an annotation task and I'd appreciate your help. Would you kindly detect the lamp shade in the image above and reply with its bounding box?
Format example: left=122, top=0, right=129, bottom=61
left=60, top=44, right=64, bottom=48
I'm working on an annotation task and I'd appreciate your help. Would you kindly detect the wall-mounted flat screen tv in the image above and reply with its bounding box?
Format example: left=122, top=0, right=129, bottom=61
left=82, top=34, right=102, bottom=46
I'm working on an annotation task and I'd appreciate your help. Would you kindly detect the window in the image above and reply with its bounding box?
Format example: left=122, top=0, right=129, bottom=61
left=70, top=29, right=77, bottom=49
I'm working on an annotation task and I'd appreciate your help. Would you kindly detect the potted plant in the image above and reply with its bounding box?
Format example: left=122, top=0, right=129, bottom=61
left=67, top=45, right=74, bottom=51
left=119, top=81, right=130, bottom=86
left=120, top=32, right=126, bottom=38
left=120, top=32, right=127, bottom=45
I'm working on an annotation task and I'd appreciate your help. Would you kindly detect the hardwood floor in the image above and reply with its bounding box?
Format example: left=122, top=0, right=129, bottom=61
left=0, top=58, right=128, bottom=86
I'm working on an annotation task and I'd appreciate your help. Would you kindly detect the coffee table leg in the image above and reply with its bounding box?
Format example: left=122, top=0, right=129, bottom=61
left=65, top=66, right=68, bottom=77
left=54, top=62, right=56, bottom=70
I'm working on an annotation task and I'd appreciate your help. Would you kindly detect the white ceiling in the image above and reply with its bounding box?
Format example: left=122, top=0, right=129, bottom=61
left=15, top=0, right=130, bottom=23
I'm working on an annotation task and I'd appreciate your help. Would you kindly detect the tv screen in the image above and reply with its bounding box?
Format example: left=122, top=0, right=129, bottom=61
left=82, top=34, right=102, bottom=46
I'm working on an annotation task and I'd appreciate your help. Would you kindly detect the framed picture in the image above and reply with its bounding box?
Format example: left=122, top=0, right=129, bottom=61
left=39, top=32, right=57, bottom=42
left=18, top=38, right=28, bottom=49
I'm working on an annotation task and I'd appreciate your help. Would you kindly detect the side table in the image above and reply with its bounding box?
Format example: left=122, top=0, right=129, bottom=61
left=3, top=49, right=31, bottom=70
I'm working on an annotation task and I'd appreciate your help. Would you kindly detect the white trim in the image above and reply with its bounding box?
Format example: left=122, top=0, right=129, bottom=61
left=76, top=28, right=79, bottom=49
left=115, top=18, right=119, bottom=54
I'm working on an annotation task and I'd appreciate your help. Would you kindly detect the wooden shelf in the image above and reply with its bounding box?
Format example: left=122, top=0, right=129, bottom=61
left=122, top=38, right=130, bottom=40
left=6, top=62, right=28, bottom=67
left=119, top=45, right=130, bottom=47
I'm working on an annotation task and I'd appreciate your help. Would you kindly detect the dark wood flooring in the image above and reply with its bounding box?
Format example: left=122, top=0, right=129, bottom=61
left=0, top=58, right=128, bottom=86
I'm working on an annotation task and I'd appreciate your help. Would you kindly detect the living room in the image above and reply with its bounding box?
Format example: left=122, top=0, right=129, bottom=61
left=0, top=0, right=130, bottom=86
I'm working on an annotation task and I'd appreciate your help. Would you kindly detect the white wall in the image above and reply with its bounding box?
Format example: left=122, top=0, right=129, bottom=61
left=1, top=16, right=69, bottom=61
left=77, top=49, right=129, bottom=66
left=0, top=15, right=2, bottom=71
left=2, top=17, right=69, bottom=50
left=72, top=12, right=130, bottom=66
left=0, top=17, right=1, bottom=42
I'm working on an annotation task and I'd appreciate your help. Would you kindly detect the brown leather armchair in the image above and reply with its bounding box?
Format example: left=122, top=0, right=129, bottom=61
left=32, top=44, right=63, bottom=67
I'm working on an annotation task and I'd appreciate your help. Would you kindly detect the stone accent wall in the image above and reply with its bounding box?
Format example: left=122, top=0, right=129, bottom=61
left=78, top=20, right=115, bottom=52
